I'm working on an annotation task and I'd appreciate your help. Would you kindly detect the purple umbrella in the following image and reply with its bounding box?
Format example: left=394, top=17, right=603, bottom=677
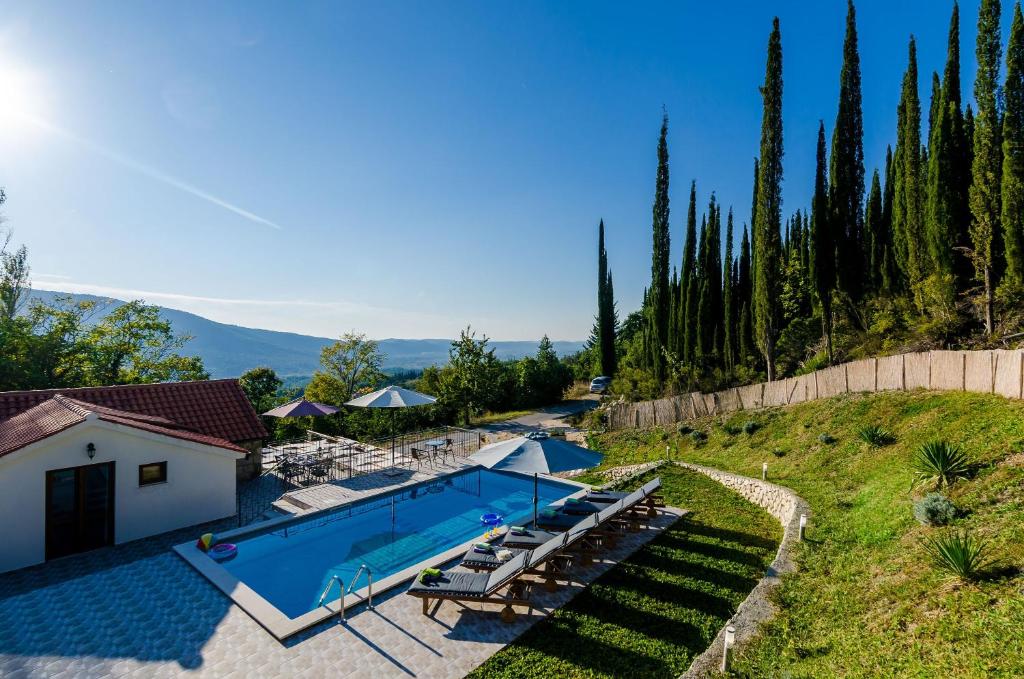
left=262, top=397, right=341, bottom=418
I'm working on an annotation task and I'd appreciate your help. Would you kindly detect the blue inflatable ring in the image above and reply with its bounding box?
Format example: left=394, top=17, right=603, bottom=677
left=209, top=543, right=238, bottom=561
left=480, top=513, right=503, bottom=526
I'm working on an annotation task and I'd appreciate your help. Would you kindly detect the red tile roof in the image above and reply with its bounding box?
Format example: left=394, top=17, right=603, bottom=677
left=0, top=379, right=267, bottom=444
left=0, top=396, right=246, bottom=458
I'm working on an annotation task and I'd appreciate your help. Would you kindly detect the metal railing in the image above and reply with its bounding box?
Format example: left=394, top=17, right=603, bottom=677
left=346, top=564, right=373, bottom=610
left=237, top=425, right=484, bottom=526
left=318, top=575, right=346, bottom=624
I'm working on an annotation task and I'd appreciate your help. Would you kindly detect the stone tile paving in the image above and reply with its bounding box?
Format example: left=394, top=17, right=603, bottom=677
left=0, top=499, right=682, bottom=679
left=276, top=458, right=476, bottom=514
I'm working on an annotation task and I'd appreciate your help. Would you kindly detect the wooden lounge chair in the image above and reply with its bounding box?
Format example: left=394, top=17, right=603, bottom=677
left=406, top=552, right=532, bottom=623
left=559, top=499, right=606, bottom=515
left=501, top=526, right=561, bottom=549
left=587, top=481, right=665, bottom=516
left=462, top=532, right=575, bottom=592
left=583, top=489, right=630, bottom=503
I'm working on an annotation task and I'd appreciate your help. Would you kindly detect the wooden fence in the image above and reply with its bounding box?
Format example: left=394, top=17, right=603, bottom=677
left=605, top=349, right=1024, bottom=430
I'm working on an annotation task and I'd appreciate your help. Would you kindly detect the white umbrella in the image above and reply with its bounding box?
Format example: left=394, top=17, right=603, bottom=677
left=346, top=385, right=437, bottom=409
left=470, top=431, right=603, bottom=526
left=345, top=386, right=437, bottom=468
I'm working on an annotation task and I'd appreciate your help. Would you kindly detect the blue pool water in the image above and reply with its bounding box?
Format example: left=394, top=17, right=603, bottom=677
left=222, top=468, right=577, bottom=618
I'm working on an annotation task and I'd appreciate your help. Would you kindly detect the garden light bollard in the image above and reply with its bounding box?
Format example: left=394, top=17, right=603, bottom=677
left=721, top=625, right=736, bottom=672
left=666, top=445, right=670, bottom=461
left=762, top=462, right=768, bottom=480
left=799, top=514, right=807, bottom=541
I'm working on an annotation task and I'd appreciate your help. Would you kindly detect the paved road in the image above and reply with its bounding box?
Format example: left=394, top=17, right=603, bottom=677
left=473, top=394, right=601, bottom=435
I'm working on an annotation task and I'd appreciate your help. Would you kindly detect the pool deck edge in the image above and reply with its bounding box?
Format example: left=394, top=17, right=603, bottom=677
left=173, top=468, right=593, bottom=641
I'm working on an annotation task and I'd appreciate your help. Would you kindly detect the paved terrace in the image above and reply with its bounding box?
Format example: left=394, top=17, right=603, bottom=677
left=0, top=494, right=682, bottom=678
left=273, top=458, right=476, bottom=514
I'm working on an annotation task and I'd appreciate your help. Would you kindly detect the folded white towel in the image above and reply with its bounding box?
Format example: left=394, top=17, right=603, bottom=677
left=495, top=549, right=514, bottom=562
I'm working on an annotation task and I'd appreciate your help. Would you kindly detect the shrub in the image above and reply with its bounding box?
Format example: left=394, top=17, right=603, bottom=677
left=924, top=530, right=991, bottom=581
left=913, top=492, right=957, bottom=526
left=818, top=433, right=837, bottom=445
left=771, top=448, right=786, bottom=458
left=913, top=440, right=972, bottom=490
left=689, top=430, right=707, bottom=445
left=742, top=420, right=760, bottom=435
left=857, top=424, right=896, bottom=447
left=677, top=423, right=693, bottom=436
left=721, top=423, right=741, bottom=436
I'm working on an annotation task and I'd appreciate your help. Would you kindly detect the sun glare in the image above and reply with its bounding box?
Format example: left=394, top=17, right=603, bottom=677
left=0, top=58, right=49, bottom=145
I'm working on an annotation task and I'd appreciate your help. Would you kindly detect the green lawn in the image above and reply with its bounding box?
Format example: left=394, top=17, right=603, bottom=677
left=466, top=465, right=780, bottom=679
left=591, top=391, right=1024, bottom=678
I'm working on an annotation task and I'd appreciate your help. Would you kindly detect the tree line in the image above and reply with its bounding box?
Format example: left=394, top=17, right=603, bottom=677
left=590, top=0, right=1024, bottom=400
left=244, top=328, right=573, bottom=441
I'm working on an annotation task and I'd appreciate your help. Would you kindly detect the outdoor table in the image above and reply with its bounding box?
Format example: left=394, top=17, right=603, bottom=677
left=424, top=439, right=449, bottom=463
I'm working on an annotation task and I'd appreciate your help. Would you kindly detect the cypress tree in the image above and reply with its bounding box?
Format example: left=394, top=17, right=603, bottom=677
left=810, top=122, right=835, bottom=363
left=596, top=219, right=617, bottom=376
left=929, top=72, right=942, bottom=143
left=894, top=37, right=925, bottom=297
left=681, top=181, right=698, bottom=362
left=830, top=0, right=866, bottom=300
left=881, top=145, right=897, bottom=293
left=723, top=209, right=736, bottom=370
left=749, top=157, right=760, bottom=322
left=694, top=215, right=708, bottom=360
left=865, top=169, right=884, bottom=292
left=707, top=201, right=723, bottom=358
left=1004, top=2, right=1024, bottom=289
left=969, top=0, right=1003, bottom=334
left=754, top=17, right=784, bottom=381
left=738, top=226, right=753, bottom=365
left=647, top=113, right=671, bottom=381
left=927, top=3, right=970, bottom=287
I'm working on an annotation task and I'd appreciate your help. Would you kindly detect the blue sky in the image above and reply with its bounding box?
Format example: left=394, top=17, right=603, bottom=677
left=0, top=1, right=1006, bottom=340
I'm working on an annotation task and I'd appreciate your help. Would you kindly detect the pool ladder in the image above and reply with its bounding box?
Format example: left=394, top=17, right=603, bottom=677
left=317, top=564, right=373, bottom=625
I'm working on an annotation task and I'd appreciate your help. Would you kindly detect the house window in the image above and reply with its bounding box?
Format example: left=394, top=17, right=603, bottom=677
left=138, top=462, right=167, bottom=486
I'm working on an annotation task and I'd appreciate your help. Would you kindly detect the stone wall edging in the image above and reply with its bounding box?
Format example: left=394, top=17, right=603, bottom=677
left=677, top=462, right=810, bottom=679
left=606, top=349, right=1024, bottom=430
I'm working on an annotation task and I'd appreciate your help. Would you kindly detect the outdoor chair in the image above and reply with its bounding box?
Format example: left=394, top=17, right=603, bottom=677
left=501, top=527, right=561, bottom=549
left=461, top=532, right=574, bottom=592
left=406, top=551, right=533, bottom=623
left=558, top=499, right=606, bottom=515
left=280, top=461, right=305, bottom=486
left=535, top=509, right=586, bottom=532
left=308, top=461, right=330, bottom=483
left=409, top=447, right=433, bottom=469
left=439, top=437, right=456, bottom=463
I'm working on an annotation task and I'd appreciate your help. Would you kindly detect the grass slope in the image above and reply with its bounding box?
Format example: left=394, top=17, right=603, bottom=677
left=466, top=465, right=780, bottom=679
left=593, top=391, right=1024, bottom=678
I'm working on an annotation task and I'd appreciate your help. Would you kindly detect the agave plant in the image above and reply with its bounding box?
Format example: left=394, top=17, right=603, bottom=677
left=857, top=424, right=896, bottom=447
left=925, top=530, right=990, bottom=581
left=913, top=440, right=972, bottom=490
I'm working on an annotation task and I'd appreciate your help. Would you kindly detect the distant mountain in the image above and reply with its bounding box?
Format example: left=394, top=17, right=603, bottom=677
left=26, top=290, right=585, bottom=378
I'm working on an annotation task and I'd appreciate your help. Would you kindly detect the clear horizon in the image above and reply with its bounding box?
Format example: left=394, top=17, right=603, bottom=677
left=0, top=1, right=1003, bottom=340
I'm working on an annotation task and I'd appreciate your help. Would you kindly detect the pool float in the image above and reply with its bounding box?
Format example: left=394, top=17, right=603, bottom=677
left=480, top=512, right=503, bottom=526
left=195, top=533, right=214, bottom=552
left=209, top=543, right=238, bottom=561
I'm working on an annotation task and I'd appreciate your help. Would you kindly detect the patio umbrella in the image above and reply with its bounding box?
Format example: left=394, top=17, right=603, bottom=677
left=470, top=431, right=603, bottom=526
left=262, top=397, right=340, bottom=418
left=345, top=385, right=438, bottom=468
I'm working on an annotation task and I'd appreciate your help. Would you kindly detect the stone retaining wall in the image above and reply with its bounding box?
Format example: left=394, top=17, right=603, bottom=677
left=677, top=462, right=810, bottom=678
left=607, top=349, right=1024, bottom=430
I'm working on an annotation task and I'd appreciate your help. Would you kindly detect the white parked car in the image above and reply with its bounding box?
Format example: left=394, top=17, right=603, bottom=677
left=590, top=376, right=612, bottom=394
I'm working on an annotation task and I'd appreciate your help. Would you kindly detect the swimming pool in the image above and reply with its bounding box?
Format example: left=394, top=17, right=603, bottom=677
left=180, top=467, right=579, bottom=633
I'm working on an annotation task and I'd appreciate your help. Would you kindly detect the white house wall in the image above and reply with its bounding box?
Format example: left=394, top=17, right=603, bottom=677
left=0, top=421, right=239, bottom=574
